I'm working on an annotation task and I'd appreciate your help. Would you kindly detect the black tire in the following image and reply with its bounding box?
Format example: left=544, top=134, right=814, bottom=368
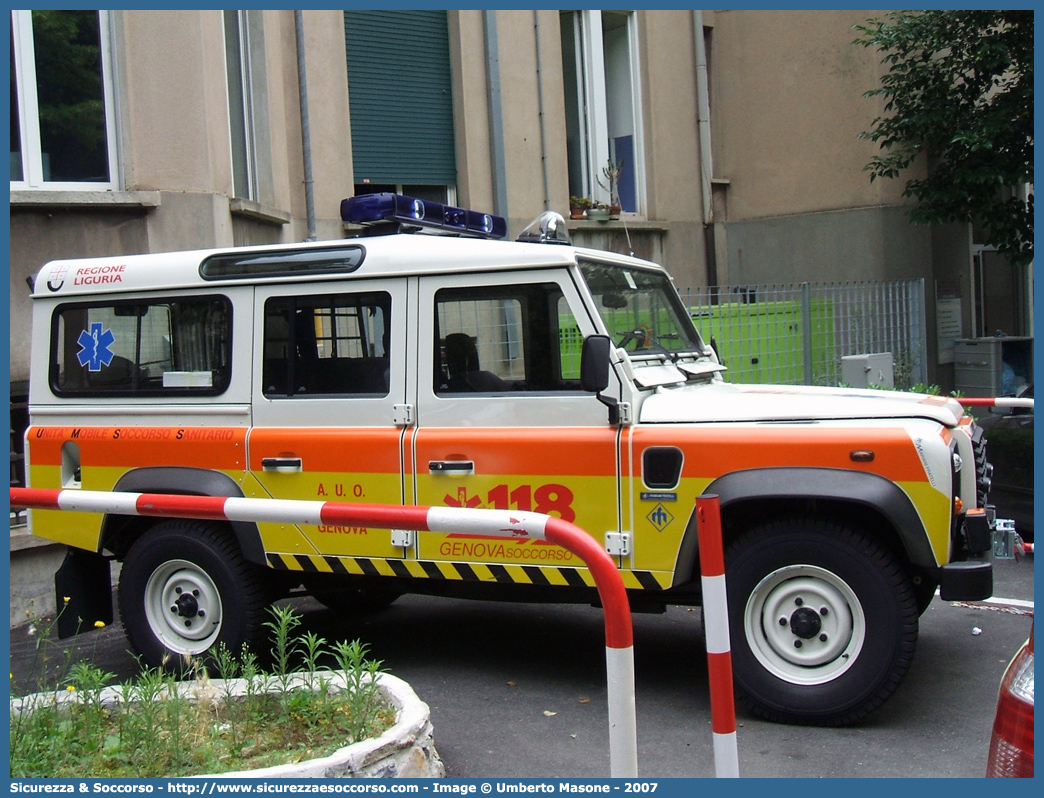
left=723, top=517, right=918, bottom=726
left=912, top=573, right=939, bottom=616
left=118, top=520, right=267, bottom=669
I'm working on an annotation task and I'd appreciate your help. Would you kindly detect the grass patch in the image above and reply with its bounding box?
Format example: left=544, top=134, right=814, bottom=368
left=10, top=604, right=393, bottom=778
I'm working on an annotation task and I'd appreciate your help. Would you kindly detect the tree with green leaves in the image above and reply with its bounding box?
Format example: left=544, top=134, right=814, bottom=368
left=855, top=11, right=1033, bottom=266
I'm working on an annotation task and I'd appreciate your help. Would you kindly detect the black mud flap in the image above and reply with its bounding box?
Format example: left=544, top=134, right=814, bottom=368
left=937, top=560, right=993, bottom=602
left=54, top=548, right=114, bottom=639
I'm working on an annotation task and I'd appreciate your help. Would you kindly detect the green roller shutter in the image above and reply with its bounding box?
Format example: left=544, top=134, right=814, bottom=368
left=344, top=10, right=456, bottom=186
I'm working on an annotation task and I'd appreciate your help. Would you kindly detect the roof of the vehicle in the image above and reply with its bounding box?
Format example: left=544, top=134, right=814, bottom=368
left=31, top=231, right=663, bottom=298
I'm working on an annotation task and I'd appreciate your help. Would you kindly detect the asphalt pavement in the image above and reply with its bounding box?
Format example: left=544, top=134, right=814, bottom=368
left=8, top=553, right=1034, bottom=779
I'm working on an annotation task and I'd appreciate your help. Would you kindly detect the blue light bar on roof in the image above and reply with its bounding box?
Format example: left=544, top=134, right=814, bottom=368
left=340, top=193, right=507, bottom=240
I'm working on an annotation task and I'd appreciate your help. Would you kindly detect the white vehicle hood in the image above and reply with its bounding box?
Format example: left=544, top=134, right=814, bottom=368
left=638, top=380, right=965, bottom=427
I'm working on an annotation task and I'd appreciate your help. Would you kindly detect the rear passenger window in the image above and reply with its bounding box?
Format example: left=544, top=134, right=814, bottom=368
left=263, top=292, right=390, bottom=397
left=52, top=297, right=232, bottom=396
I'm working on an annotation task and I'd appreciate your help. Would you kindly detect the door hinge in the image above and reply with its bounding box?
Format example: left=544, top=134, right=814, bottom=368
left=391, top=529, right=415, bottom=548
left=605, top=531, right=631, bottom=557
left=393, top=403, right=414, bottom=426
left=618, top=402, right=632, bottom=425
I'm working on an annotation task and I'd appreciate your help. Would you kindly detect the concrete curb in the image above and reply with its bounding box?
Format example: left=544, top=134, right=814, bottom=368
left=11, top=671, right=445, bottom=779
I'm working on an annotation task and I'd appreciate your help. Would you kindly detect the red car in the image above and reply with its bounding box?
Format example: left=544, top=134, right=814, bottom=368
left=986, top=624, right=1034, bottom=777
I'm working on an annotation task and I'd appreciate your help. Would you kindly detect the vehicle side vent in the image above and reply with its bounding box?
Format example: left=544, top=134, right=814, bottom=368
left=642, top=447, right=684, bottom=489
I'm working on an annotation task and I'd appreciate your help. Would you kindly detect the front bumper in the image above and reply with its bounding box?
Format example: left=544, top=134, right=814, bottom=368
left=937, top=506, right=995, bottom=601
left=937, top=559, right=993, bottom=601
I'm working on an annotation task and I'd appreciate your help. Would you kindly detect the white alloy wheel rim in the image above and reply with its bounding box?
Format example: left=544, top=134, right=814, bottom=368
left=143, top=559, right=223, bottom=655
left=744, top=564, right=865, bottom=685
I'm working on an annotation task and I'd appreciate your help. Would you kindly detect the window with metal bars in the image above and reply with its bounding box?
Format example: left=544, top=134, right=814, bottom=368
left=262, top=292, right=391, bottom=397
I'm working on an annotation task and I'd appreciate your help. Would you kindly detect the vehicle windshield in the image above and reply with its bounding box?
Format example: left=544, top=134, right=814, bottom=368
left=579, top=260, right=705, bottom=357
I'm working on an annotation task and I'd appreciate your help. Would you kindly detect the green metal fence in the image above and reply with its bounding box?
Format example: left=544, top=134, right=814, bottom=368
left=682, top=280, right=927, bottom=389
left=558, top=279, right=927, bottom=389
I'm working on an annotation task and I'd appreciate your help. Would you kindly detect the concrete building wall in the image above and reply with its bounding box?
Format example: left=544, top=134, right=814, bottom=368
left=634, top=11, right=707, bottom=289
left=119, top=11, right=230, bottom=196
left=449, top=11, right=493, bottom=215
left=295, top=10, right=354, bottom=242
left=698, top=8, right=982, bottom=376
left=9, top=9, right=989, bottom=384
left=722, top=206, right=933, bottom=286
left=710, top=9, right=919, bottom=220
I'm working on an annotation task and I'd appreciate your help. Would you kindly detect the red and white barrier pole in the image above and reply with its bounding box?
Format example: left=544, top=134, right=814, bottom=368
left=695, top=494, right=739, bottom=778
left=544, top=515, right=637, bottom=778
left=958, top=397, right=1034, bottom=409
left=11, top=487, right=638, bottom=777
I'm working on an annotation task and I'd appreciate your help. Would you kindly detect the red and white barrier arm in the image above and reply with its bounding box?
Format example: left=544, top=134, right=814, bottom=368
left=10, top=487, right=638, bottom=778
left=695, top=495, right=739, bottom=778
left=958, top=397, right=1034, bottom=409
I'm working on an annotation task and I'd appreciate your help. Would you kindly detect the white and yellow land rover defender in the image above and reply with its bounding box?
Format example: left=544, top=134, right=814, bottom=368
left=24, top=194, right=996, bottom=725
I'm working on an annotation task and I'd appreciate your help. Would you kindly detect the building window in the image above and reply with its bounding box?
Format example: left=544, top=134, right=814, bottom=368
left=224, top=10, right=257, bottom=201
left=10, top=9, right=118, bottom=189
left=560, top=10, right=643, bottom=214
left=353, top=183, right=456, bottom=205
left=344, top=11, right=457, bottom=203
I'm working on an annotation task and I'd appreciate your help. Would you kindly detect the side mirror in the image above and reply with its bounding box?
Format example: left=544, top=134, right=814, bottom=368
left=580, top=335, right=611, bottom=393
left=580, top=334, right=620, bottom=425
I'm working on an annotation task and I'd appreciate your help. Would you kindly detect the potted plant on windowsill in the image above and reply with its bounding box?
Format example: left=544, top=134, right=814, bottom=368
left=569, top=196, right=592, bottom=220
left=585, top=203, right=611, bottom=222
left=598, top=159, right=624, bottom=219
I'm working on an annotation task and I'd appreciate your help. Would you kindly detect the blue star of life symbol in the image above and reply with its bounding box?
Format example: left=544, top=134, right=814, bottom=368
left=76, top=322, right=116, bottom=372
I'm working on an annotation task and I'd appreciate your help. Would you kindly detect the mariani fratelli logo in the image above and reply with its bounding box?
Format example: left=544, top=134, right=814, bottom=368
left=646, top=503, right=674, bottom=532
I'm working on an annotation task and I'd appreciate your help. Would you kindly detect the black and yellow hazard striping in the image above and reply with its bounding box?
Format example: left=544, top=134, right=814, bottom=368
left=265, top=552, right=670, bottom=590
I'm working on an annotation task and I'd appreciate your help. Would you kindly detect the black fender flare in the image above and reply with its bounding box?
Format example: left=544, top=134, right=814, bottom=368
left=671, top=467, right=938, bottom=587
left=104, top=466, right=266, bottom=566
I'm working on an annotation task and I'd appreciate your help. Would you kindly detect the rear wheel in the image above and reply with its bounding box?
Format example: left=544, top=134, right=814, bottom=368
left=118, top=520, right=266, bottom=668
left=724, top=517, right=918, bottom=725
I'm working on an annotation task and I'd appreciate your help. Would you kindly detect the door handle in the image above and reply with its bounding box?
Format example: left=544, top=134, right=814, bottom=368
left=428, top=460, right=475, bottom=475
left=261, top=456, right=303, bottom=473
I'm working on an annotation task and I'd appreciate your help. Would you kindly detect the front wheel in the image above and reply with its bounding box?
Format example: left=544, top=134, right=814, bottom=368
left=724, top=517, right=918, bottom=726
left=118, top=520, right=266, bottom=668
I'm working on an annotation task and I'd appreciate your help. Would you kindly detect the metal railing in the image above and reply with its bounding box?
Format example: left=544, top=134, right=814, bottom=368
left=11, top=486, right=746, bottom=777
left=681, top=279, right=927, bottom=389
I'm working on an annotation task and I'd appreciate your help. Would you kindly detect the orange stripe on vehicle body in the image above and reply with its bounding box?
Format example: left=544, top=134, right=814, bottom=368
left=416, top=428, right=618, bottom=476
left=247, top=428, right=402, bottom=473
left=26, top=426, right=247, bottom=470
left=631, top=426, right=931, bottom=483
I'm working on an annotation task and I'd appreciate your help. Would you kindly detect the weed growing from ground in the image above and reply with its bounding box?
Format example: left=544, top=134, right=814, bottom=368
left=10, top=605, right=392, bottom=778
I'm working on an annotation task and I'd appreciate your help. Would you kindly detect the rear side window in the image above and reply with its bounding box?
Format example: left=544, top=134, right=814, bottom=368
left=262, top=292, right=391, bottom=397
left=52, top=296, right=232, bottom=396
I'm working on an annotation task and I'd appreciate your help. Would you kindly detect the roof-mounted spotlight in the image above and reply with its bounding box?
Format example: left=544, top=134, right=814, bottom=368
left=516, top=211, right=571, bottom=245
